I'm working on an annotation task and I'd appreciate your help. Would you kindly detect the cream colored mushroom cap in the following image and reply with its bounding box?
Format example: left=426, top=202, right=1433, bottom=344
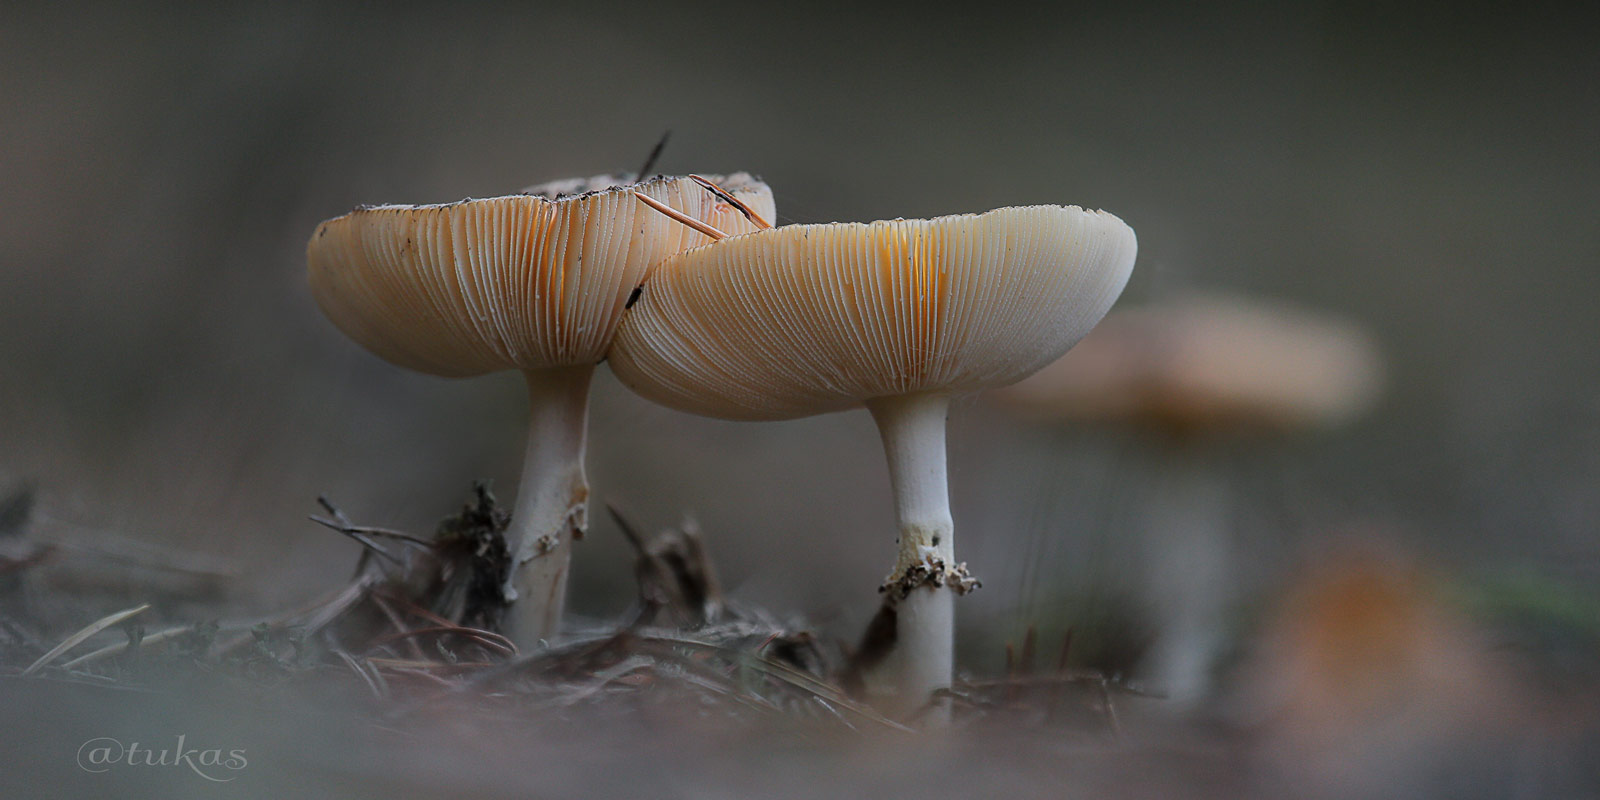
left=995, top=294, right=1384, bottom=431
left=609, top=205, right=1137, bottom=420
left=306, top=173, right=774, bottom=377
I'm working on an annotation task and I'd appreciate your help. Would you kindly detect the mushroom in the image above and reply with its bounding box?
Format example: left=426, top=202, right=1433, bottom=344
left=608, top=205, right=1137, bottom=716
left=1231, top=548, right=1524, bottom=795
left=992, top=293, right=1384, bottom=706
left=305, top=173, right=775, bottom=646
left=998, top=294, right=1382, bottom=433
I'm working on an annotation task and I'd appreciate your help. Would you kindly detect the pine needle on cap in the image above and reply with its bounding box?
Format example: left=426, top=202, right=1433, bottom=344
left=632, top=191, right=728, bottom=240
left=689, top=174, right=773, bottom=229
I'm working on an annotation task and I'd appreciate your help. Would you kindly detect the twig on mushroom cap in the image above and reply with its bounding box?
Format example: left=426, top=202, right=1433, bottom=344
left=632, top=191, right=729, bottom=240
left=635, top=130, right=671, bottom=180
left=689, top=174, right=773, bottom=229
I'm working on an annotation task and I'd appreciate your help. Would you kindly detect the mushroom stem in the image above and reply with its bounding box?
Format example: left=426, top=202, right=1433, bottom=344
left=504, top=365, right=593, bottom=646
left=1141, top=450, right=1232, bottom=707
left=866, top=391, right=957, bottom=720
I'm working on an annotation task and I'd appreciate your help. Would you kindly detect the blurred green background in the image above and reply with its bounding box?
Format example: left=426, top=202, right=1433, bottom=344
left=1, top=1, right=1595, bottom=654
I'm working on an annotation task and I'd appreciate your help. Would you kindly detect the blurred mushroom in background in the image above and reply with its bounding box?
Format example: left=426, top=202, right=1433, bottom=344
left=1228, top=547, right=1545, bottom=799
left=611, top=204, right=1137, bottom=719
left=992, top=293, right=1384, bottom=707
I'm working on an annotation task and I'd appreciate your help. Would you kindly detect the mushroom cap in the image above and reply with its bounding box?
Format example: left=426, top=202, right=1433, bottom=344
left=1235, top=549, right=1520, bottom=752
left=609, top=205, right=1137, bottom=421
left=520, top=173, right=639, bottom=200
left=306, top=173, right=775, bottom=377
left=994, top=294, right=1384, bottom=432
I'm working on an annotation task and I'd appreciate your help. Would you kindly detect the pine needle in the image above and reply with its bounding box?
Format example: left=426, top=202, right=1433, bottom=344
left=21, top=603, right=151, bottom=676
left=57, top=623, right=193, bottom=670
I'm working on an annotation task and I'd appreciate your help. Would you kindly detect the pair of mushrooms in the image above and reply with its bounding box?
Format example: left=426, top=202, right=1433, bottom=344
left=306, top=172, right=1137, bottom=716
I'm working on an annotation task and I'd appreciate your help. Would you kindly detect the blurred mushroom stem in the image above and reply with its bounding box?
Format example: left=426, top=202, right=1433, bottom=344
left=504, top=365, right=593, bottom=646
left=865, top=392, right=958, bottom=721
left=1141, top=449, right=1232, bottom=708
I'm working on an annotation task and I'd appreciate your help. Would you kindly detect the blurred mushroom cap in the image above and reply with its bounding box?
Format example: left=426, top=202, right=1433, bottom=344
left=1231, top=548, right=1528, bottom=793
left=306, top=173, right=774, bottom=377
left=995, top=294, right=1384, bottom=433
left=609, top=205, right=1137, bottom=420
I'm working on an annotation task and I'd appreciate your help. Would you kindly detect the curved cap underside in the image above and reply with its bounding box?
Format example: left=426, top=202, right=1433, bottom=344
left=307, top=174, right=775, bottom=377
left=610, top=205, right=1137, bottom=420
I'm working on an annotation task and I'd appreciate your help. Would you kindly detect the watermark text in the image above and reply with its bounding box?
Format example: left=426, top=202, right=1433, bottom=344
left=76, top=736, right=247, bottom=782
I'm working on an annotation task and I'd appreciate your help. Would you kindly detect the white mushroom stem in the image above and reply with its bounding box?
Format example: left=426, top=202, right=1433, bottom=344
left=866, top=392, right=957, bottom=720
left=504, top=364, right=593, bottom=646
left=1141, top=453, right=1232, bottom=708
